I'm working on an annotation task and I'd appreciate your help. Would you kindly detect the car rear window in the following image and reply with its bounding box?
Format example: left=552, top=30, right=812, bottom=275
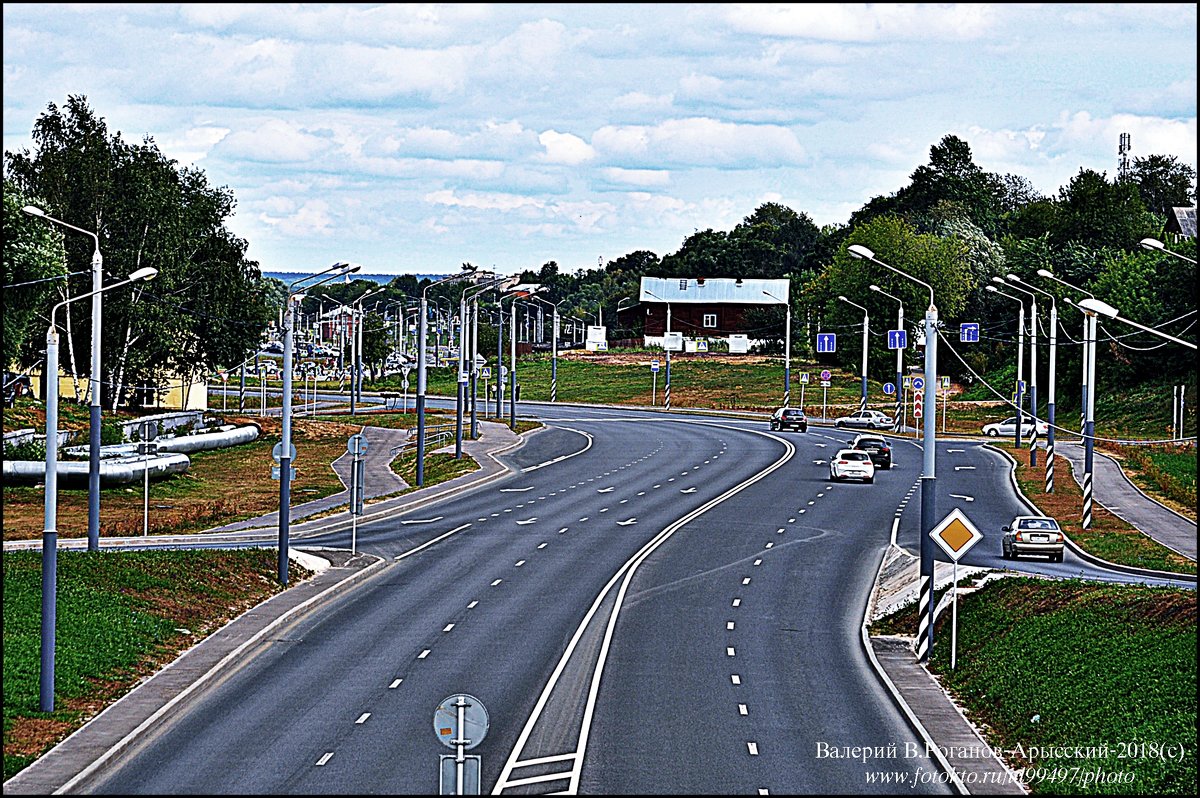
left=843, top=452, right=870, bottom=461
left=857, top=438, right=884, bottom=448
left=1019, top=518, right=1059, bottom=530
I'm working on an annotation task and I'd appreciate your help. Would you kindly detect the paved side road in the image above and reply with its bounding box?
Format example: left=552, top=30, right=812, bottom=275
left=1055, top=442, right=1196, bottom=561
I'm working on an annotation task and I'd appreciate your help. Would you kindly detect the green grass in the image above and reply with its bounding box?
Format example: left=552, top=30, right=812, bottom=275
left=3, top=549, right=307, bottom=780
left=1113, top=446, right=1197, bottom=514
left=927, top=577, right=1196, bottom=795
left=391, top=451, right=480, bottom=487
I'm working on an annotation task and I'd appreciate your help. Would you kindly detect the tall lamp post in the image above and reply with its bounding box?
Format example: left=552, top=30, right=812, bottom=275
left=530, top=293, right=561, bottom=403
left=280, top=262, right=360, bottom=584
left=870, top=284, right=905, bottom=432
left=352, top=287, right=384, bottom=415
left=763, top=289, right=792, bottom=407
left=22, top=205, right=106, bottom=552
left=39, top=266, right=158, bottom=712
left=838, top=295, right=869, bottom=412
left=988, top=282, right=1027, bottom=449
left=644, top=289, right=673, bottom=410
left=417, top=265, right=476, bottom=486
left=459, top=276, right=508, bottom=453
left=1003, top=278, right=1041, bottom=466
left=1008, top=275, right=1058, bottom=491
left=848, top=244, right=938, bottom=662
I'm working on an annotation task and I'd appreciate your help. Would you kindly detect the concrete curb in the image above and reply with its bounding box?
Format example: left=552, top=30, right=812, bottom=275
left=986, top=444, right=1197, bottom=583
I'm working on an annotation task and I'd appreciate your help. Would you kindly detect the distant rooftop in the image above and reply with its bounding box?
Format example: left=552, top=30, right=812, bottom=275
left=639, top=276, right=789, bottom=304
left=1166, top=206, right=1196, bottom=239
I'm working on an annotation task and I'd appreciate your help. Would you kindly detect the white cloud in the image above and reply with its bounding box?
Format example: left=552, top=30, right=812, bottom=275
left=724, top=3, right=998, bottom=41
left=538, top=130, right=595, bottom=165
left=216, top=120, right=329, bottom=162
left=599, top=167, right=671, bottom=187
left=256, top=197, right=335, bottom=238
left=593, top=118, right=807, bottom=168
left=612, top=91, right=675, bottom=112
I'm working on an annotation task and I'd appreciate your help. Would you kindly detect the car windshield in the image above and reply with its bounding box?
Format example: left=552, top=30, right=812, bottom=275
left=857, top=439, right=884, bottom=448
left=1018, top=518, right=1060, bottom=531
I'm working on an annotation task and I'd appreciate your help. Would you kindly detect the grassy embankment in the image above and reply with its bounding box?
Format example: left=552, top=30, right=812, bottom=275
left=2, top=549, right=309, bottom=781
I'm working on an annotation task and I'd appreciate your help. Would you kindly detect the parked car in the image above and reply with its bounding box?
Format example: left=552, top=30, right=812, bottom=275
left=4, top=371, right=33, bottom=408
left=852, top=434, right=892, bottom=469
left=769, top=407, right=808, bottom=432
left=834, top=410, right=894, bottom=430
left=1001, top=515, right=1064, bottom=562
left=981, top=416, right=1049, bottom=437
left=829, top=448, right=876, bottom=483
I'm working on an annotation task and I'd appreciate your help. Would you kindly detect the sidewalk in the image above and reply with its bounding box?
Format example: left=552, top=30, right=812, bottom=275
left=1055, top=441, right=1196, bottom=561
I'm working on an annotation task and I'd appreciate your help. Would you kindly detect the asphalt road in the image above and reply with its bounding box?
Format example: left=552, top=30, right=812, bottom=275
left=92, top=400, right=1189, bottom=794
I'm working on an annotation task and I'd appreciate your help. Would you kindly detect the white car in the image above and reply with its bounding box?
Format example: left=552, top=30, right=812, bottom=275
left=834, top=410, right=894, bottom=430
left=829, top=448, right=876, bottom=483
left=982, top=416, right=1049, bottom=438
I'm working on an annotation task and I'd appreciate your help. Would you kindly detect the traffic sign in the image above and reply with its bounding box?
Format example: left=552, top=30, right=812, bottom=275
left=347, top=433, right=368, bottom=456
left=929, top=508, right=983, bottom=561
left=481, top=367, right=492, bottom=379
left=902, top=376, right=913, bottom=389
left=272, top=442, right=298, bottom=462
left=912, top=376, right=925, bottom=391
left=816, top=333, right=837, bottom=353
left=820, top=369, right=832, bottom=381
left=887, top=330, right=907, bottom=350
left=138, top=420, right=159, bottom=441
left=883, top=382, right=895, bottom=395
left=458, top=371, right=468, bottom=384
left=941, top=375, right=951, bottom=390
left=434, top=694, right=489, bottom=751
left=401, top=378, right=410, bottom=390
left=960, top=323, right=980, bottom=343
left=270, top=465, right=297, bottom=480
left=820, top=380, right=831, bottom=388
left=650, top=360, right=660, bottom=373
left=913, top=390, right=924, bottom=418
left=799, top=372, right=809, bottom=384
left=696, top=340, right=708, bottom=352
left=474, top=354, right=487, bottom=368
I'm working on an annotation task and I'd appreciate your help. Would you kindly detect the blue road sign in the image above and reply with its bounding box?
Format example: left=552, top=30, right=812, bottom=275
left=887, top=330, right=907, bottom=350
left=799, top=372, right=810, bottom=384
left=883, top=382, right=895, bottom=395
left=820, top=369, right=832, bottom=381
left=912, top=376, right=925, bottom=391
left=960, top=323, right=980, bottom=343
left=816, top=333, right=837, bottom=353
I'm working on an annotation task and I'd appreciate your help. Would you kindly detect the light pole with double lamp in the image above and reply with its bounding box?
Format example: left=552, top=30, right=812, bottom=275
left=1003, top=277, right=1041, bottom=466
left=870, top=284, right=905, bottom=432
left=529, top=293, right=562, bottom=403
left=39, top=266, right=158, bottom=712
left=837, top=295, right=869, bottom=412
left=417, top=265, right=476, bottom=486
left=352, top=287, right=384, bottom=415
left=1008, top=275, right=1058, bottom=491
left=987, top=282, right=1027, bottom=449
left=459, top=276, right=508, bottom=453
left=848, top=244, right=939, bottom=662
left=280, top=262, right=361, bottom=584
left=22, top=205, right=106, bottom=552
left=763, top=289, right=792, bottom=407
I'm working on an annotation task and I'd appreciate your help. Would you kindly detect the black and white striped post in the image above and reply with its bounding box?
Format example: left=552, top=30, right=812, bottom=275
left=645, top=288, right=673, bottom=411
left=1011, top=275, right=1057, bottom=492
left=838, top=295, right=869, bottom=413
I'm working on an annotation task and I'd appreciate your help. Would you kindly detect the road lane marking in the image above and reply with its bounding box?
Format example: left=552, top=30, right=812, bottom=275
left=516, top=518, right=537, bottom=525
left=537, top=542, right=547, bottom=549
left=727, top=621, right=735, bottom=630
left=617, top=518, right=638, bottom=526
left=356, top=713, right=371, bottom=724
left=515, top=560, right=525, bottom=567
left=731, top=674, right=741, bottom=685
left=732, top=598, right=741, bottom=607
left=597, top=486, right=614, bottom=493
left=753, top=559, right=762, bottom=566
left=418, top=649, right=430, bottom=659
left=742, top=577, right=751, bottom=585
left=316, top=753, right=334, bottom=766
left=954, top=465, right=976, bottom=471
left=389, top=679, right=402, bottom=689
left=557, top=528, right=568, bottom=534
left=739, top=704, right=748, bottom=716
left=891, top=517, right=900, bottom=546
left=491, top=579, right=503, bottom=586
left=680, top=487, right=697, bottom=493
left=467, top=601, right=478, bottom=609
left=727, top=647, right=736, bottom=657
left=950, top=494, right=975, bottom=502
left=748, top=742, right=759, bottom=755
left=394, top=523, right=472, bottom=562
left=443, top=624, right=455, bottom=632
left=500, top=487, right=534, bottom=492
left=401, top=516, right=444, bottom=525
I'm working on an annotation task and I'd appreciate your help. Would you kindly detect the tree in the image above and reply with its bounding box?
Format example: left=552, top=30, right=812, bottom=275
left=3, top=179, right=67, bottom=368
left=1125, top=154, right=1196, bottom=217
left=4, top=96, right=273, bottom=407
left=1051, top=168, right=1158, bottom=252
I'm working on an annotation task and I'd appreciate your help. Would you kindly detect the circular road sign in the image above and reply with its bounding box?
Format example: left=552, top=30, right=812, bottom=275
left=883, top=382, right=895, bottom=395
left=347, top=433, right=368, bottom=456
left=272, top=441, right=298, bottom=463
left=434, top=694, right=489, bottom=750
left=138, top=420, right=159, bottom=441
left=912, top=376, right=925, bottom=391
left=820, top=369, right=832, bottom=381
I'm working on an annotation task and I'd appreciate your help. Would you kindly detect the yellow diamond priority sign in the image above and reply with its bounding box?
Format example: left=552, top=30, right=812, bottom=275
left=929, top=507, right=983, bottom=561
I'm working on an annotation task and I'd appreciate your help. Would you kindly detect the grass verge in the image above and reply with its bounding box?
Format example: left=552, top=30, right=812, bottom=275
left=926, top=576, right=1196, bottom=795
left=2, top=548, right=309, bottom=781
left=996, top=442, right=1195, bottom=575
left=1100, top=444, right=1197, bottom=523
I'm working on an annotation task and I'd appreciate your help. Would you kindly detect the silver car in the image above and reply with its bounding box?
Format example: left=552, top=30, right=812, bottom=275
left=1001, top=515, right=1064, bottom=562
left=834, top=410, right=894, bottom=430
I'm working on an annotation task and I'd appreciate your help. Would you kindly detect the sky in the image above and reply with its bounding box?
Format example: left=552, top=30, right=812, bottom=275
left=3, top=3, right=1196, bottom=276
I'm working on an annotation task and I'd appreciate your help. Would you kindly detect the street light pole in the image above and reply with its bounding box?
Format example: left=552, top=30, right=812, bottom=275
left=838, top=295, right=869, bottom=412
left=644, top=289, right=673, bottom=410
left=22, top=206, right=106, bottom=552
left=870, top=285, right=905, bottom=433
left=849, top=244, right=938, bottom=663
left=530, top=294, right=560, bottom=403
left=352, top=288, right=384, bottom=415
left=989, top=282, right=1026, bottom=449
left=1005, top=278, right=1041, bottom=466
left=763, top=290, right=791, bottom=407
left=39, top=266, right=158, bottom=711
left=417, top=266, right=476, bottom=486
left=1009, top=276, right=1058, bottom=492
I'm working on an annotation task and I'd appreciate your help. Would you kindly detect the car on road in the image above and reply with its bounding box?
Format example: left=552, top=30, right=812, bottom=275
left=769, top=407, right=808, bottom=432
left=982, top=416, right=1049, bottom=437
left=834, top=410, right=894, bottom=430
left=851, top=434, right=892, bottom=469
left=1001, top=515, right=1064, bottom=562
left=829, top=448, right=876, bottom=483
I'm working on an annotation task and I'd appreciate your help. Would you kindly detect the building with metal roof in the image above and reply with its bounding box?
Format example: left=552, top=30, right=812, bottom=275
left=618, top=276, right=790, bottom=348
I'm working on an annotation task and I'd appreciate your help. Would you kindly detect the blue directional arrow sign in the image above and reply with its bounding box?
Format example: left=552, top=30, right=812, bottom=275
left=816, top=333, right=837, bottom=353
left=960, top=323, right=980, bottom=343
left=883, top=382, right=895, bottom=395
left=912, top=376, right=925, bottom=391
left=887, top=329, right=907, bottom=350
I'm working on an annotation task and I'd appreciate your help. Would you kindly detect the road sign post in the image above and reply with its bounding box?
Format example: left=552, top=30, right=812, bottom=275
left=929, top=508, right=984, bottom=670
left=651, top=359, right=659, bottom=405
left=435, top=694, right=488, bottom=795
left=139, top=420, right=158, bottom=536
left=348, top=434, right=368, bottom=554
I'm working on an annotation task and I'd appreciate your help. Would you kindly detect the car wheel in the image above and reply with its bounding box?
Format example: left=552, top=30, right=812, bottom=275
left=866, top=476, right=874, bottom=484
left=1001, top=545, right=1010, bottom=560
left=986, top=429, right=999, bottom=437
left=800, top=426, right=807, bottom=433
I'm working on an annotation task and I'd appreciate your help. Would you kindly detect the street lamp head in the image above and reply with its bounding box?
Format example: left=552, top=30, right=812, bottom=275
left=128, top=267, right=158, bottom=282
left=869, top=284, right=881, bottom=292
left=1035, top=268, right=1054, bottom=279
left=1005, top=273, right=1021, bottom=283
left=1076, top=297, right=1119, bottom=319
left=991, top=276, right=1005, bottom=284
left=22, top=205, right=46, bottom=218
left=985, top=285, right=998, bottom=294
left=1139, top=238, right=1165, bottom=252
left=337, top=262, right=362, bottom=275
left=847, top=244, right=874, bottom=260
left=837, top=295, right=847, bottom=302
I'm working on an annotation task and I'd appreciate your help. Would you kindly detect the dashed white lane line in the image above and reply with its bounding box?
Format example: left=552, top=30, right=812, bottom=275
left=316, top=752, right=334, bottom=766
left=418, top=649, right=431, bottom=659
left=731, top=674, right=742, bottom=685
left=727, top=621, right=735, bottom=630
left=753, top=559, right=762, bottom=566
left=491, top=579, right=503, bottom=586
left=739, top=704, right=749, bottom=716
left=537, top=542, right=548, bottom=549
left=732, top=598, right=741, bottom=607
left=515, top=560, right=526, bottom=567
left=765, top=542, right=774, bottom=549
left=389, top=679, right=403, bottom=689
left=748, top=742, right=760, bottom=756
left=356, top=713, right=371, bottom=724
left=742, top=577, right=751, bottom=585
left=443, top=623, right=455, bottom=632
left=467, top=601, right=478, bottom=609
left=727, top=647, right=736, bottom=657
left=776, top=528, right=785, bottom=534
left=557, top=528, right=568, bottom=534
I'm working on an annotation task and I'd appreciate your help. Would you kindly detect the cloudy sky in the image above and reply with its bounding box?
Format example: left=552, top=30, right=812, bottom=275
left=4, top=4, right=1196, bottom=276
